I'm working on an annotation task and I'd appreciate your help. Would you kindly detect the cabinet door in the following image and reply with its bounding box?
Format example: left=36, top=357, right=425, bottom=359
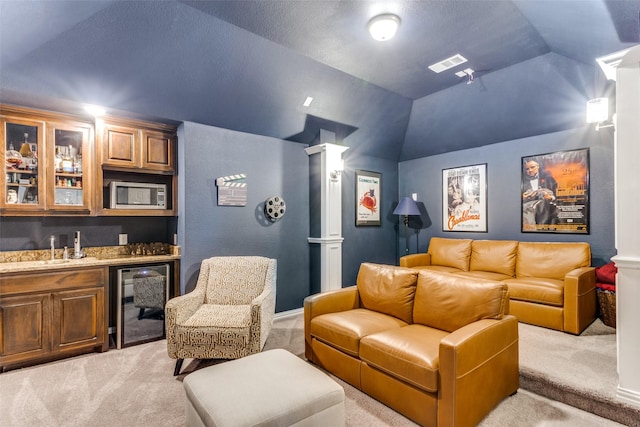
left=0, top=293, right=52, bottom=365
left=47, top=122, right=92, bottom=212
left=1, top=117, right=46, bottom=212
left=52, top=287, right=104, bottom=352
left=141, top=129, right=175, bottom=172
left=102, top=122, right=139, bottom=168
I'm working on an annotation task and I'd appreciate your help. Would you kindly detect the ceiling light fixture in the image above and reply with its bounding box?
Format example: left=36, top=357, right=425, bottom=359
left=367, top=14, right=400, bottom=41
left=303, top=96, right=314, bottom=107
left=84, top=104, right=106, bottom=117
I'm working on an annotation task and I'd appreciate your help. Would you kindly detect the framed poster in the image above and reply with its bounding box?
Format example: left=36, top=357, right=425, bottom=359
left=521, top=148, right=589, bottom=234
left=356, top=170, right=381, bottom=226
left=442, top=163, right=487, bottom=232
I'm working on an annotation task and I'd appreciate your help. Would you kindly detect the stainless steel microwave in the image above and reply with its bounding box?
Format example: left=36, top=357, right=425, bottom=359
left=109, top=181, right=166, bottom=209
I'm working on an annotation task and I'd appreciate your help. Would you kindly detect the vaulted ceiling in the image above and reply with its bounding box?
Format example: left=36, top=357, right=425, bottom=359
left=1, top=1, right=638, bottom=161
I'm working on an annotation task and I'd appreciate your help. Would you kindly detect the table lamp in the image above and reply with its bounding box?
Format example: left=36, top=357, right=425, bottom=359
left=393, top=196, right=420, bottom=256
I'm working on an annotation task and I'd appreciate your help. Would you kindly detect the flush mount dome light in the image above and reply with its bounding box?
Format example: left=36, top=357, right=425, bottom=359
left=368, top=14, right=400, bottom=41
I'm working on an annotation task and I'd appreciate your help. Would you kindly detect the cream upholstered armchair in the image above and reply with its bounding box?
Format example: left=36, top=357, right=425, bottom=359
left=165, top=256, right=277, bottom=375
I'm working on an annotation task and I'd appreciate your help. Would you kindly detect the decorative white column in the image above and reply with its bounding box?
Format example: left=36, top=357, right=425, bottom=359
left=610, top=45, right=640, bottom=408
left=306, top=141, right=348, bottom=292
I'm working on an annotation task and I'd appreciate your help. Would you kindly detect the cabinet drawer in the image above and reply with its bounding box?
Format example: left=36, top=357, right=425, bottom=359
left=0, top=267, right=106, bottom=296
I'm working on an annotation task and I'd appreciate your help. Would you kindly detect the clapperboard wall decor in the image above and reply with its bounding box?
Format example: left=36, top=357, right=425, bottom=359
left=216, top=173, right=247, bottom=206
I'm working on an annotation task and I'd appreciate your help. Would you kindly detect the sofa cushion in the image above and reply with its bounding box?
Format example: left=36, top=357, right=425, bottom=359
left=516, top=242, right=591, bottom=281
left=503, top=278, right=564, bottom=306
left=360, top=324, right=448, bottom=393
left=470, top=240, right=518, bottom=277
left=310, top=308, right=407, bottom=357
left=413, top=271, right=508, bottom=332
left=356, top=263, right=418, bottom=323
left=428, top=237, right=472, bottom=271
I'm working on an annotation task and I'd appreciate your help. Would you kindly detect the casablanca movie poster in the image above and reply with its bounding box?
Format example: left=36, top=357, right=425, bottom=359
left=521, top=148, right=589, bottom=234
left=442, top=164, right=487, bottom=232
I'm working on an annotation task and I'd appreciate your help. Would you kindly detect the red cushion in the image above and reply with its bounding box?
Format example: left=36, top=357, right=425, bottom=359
left=596, top=262, right=617, bottom=285
left=596, top=282, right=616, bottom=292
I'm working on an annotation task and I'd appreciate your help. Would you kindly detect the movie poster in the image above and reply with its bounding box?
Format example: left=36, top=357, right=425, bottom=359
left=356, top=170, right=381, bottom=226
left=442, top=164, right=487, bottom=232
left=521, top=148, right=589, bottom=234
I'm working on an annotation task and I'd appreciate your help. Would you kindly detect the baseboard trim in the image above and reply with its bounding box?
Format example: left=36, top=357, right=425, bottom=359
left=617, top=385, right=640, bottom=409
left=275, top=307, right=303, bottom=320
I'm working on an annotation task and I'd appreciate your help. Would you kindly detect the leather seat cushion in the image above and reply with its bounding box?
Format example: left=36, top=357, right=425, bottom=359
left=356, top=263, right=418, bottom=323
left=411, top=265, right=463, bottom=274
left=360, top=324, right=448, bottom=393
left=503, top=278, right=564, bottom=306
left=310, top=308, right=407, bottom=357
left=428, top=237, right=472, bottom=271
left=453, top=271, right=513, bottom=281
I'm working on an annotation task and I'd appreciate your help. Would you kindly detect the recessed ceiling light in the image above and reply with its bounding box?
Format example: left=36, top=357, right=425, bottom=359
left=303, top=96, right=313, bottom=107
left=367, top=14, right=401, bottom=41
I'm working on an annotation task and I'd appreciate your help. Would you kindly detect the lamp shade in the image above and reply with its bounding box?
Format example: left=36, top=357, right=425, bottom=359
left=393, top=196, right=420, bottom=216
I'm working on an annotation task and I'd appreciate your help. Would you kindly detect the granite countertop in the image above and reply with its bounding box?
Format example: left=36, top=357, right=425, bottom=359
left=0, top=245, right=180, bottom=274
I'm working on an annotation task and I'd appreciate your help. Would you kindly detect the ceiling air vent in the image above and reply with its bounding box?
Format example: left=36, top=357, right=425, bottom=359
left=428, top=54, right=468, bottom=73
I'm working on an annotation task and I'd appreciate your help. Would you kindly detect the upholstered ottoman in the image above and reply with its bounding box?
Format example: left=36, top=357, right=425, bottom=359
left=183, top=349, right=345, bottom=427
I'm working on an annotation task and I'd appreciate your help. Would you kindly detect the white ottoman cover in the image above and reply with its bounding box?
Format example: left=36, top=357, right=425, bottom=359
left=183, top=349, right=345, bottom=427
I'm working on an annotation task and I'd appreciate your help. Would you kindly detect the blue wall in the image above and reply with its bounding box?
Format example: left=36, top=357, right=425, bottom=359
left=341, top=154, right=400, bottom=284
left=177, top=122, right=402, bottom=310
left=177, top=122, right=311, bottom=312
left=399, top=126, right=615, bottom=265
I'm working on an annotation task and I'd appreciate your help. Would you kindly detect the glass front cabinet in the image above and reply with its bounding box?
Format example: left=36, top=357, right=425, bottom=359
left=2, top=117, right=45, bottom=212
left=2, top=111, right=92, bottom=214
left=47, top=122, right=91, bottom=212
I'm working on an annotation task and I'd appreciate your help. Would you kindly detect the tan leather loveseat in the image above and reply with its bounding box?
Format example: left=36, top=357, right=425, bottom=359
left=304, top=263, right=519, bottom=427
left=400, top=237, right=596, bottom=335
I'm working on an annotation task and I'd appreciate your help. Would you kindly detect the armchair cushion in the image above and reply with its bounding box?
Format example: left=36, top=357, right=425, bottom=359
left=356, top=263, right=418, bottom=323
left=429, top=237, right=472, bottom=271
left=204, top=257, right=273, bottom=305
left=414, top=271, right=508, bottom=332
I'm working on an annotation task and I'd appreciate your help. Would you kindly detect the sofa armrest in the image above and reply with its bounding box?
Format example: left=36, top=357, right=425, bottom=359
left=399, top=253, right=431, bottom=268
left=303, top=286, right=360, bottom=360
left=563, top=266, right=597, bottom=334
left=438, top=315, right=519, bottom=427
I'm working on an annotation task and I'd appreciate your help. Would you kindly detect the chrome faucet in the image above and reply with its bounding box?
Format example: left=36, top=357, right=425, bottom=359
left=50, top=235, right=56, bottom=260
left=73, top=231, right=84, bottom=259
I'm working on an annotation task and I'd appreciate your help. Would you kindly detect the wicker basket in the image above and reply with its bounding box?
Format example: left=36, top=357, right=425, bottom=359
left=597, top=289, right=616, bottom=328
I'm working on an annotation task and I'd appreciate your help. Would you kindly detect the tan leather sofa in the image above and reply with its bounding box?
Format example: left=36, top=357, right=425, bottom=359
left=400, top=237, right=596, bottom=335
left=304, top=263, right=519, bottom=427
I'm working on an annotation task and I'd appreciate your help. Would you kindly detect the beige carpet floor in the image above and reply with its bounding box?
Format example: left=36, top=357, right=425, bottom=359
left=0, top=313, right=635, bottom=426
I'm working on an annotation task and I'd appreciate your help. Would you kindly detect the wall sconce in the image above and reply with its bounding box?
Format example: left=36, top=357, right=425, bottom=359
left=586, top=98, right=614, bottom=131
left=330, top=159, right=344, bottom=182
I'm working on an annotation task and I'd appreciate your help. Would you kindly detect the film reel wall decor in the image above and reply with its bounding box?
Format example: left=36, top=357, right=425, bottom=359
left=264, top=196, right=286, bottom=222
